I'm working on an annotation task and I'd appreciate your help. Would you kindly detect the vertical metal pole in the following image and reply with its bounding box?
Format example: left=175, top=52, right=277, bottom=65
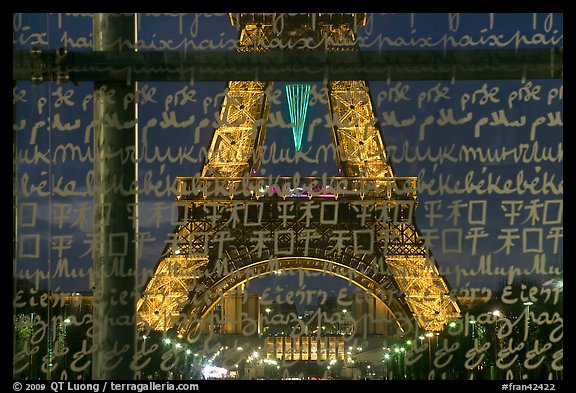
left=13, top=80, right=19, bottom=378
left=92, top=13, right=137, bottom=380
left=13, top=14, right=20, bottom=378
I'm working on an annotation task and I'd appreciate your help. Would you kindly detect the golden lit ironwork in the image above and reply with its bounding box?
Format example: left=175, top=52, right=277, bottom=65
left=137, top=13, right=460, bottom=338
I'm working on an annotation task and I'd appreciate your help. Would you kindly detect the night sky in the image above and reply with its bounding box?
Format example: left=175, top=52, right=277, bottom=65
left=14, top=13, right=563, bottom=300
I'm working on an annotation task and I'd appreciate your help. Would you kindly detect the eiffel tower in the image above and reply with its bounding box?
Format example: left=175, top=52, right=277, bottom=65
left=137, top=13, right=461, bottom=339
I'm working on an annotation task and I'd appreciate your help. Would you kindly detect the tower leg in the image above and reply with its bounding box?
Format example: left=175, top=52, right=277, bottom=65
left=202, top=81, right=272, bottom=178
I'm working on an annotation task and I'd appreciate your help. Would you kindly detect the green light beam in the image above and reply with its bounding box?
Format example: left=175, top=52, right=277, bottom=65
left=285, top=84, right=311, bottom=151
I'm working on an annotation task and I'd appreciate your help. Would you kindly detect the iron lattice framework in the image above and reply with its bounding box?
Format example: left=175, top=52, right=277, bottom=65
left=137, top=13, right=461, bottom=339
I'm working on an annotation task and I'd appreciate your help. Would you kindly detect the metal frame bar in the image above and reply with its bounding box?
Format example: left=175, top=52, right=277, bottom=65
left=13, top=48, right=563, bottom=83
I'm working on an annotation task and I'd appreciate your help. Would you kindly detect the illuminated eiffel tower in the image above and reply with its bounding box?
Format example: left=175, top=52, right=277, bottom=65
left=137, top=13, right=460, bottom=339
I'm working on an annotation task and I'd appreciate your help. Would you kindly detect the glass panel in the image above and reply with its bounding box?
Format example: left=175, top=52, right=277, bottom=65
left=13, top=12, right=563, bottom=382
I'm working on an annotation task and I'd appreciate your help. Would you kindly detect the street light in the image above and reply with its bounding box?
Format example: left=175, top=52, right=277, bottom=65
left=490, top=309, right=503, bottom=380
left=523, top=302, right=533, bottom=331
left=382, top=351, right=391, bottom=379
left=523, top=301, right=533, bottom=351
left=469, top=320, right=476, bottom=339
left=425, top=332, right=433, bottom=369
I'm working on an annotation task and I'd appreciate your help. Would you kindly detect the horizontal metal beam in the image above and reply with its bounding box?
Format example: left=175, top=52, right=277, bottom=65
left=13, top=47, right=563, bottom=83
